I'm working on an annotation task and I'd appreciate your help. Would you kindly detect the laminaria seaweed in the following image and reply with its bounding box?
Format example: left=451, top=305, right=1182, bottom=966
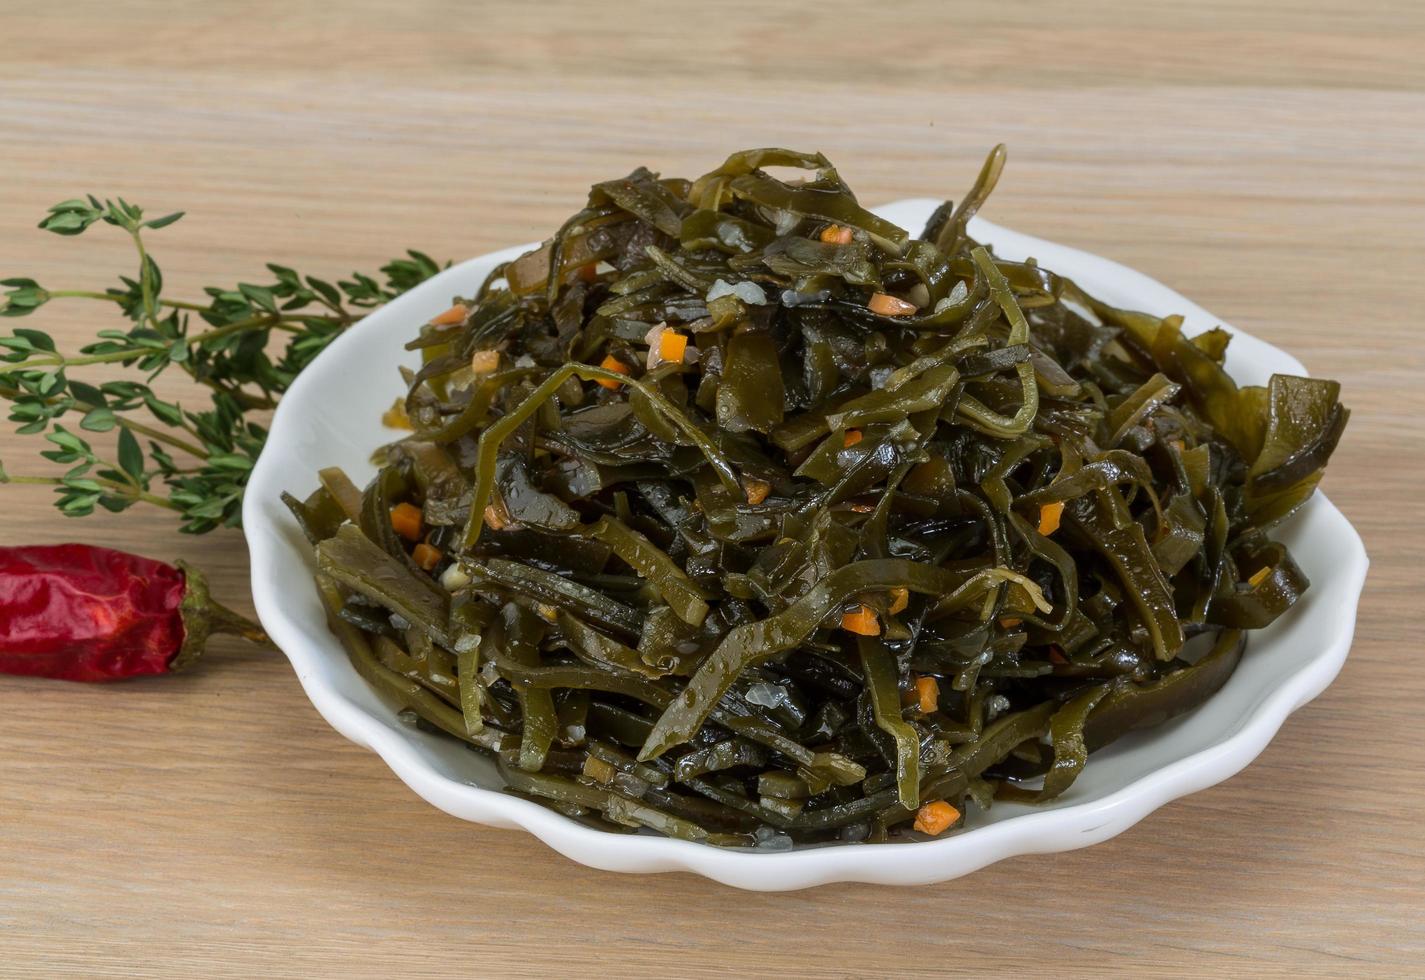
left=285, top=147, right=1347, bottom=847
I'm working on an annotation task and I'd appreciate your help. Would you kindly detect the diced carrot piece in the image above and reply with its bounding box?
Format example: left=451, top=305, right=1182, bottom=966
left=412, top=542, right=442, bottom=571
left=659, top=330, right=688, bottom=363
left=1248, top=566, right=1271, bottom=588
left=577, top=262, right=599, bottom=283
left=843, top=429, right=863, bottom=448
left=389, top=502, right=423, bottom=542
left=1038, top=501, right=1065, bottom=536
left=596, top=354, right=631, bottom=389
left=381, top=398, right=413, bottom=430
left=819, top=224, right=853, bottom=245
left=848, top=502, right=875, bottom=513
left=914, top=675, right=939, bottom=714
left=888, top=587, right=909, bottom=615
left=913, top=800, right=961, bottom=836
left=432, top=303, right=468, bottom=326
left=470, top=349, right=500, bottom=374
left=868, top=292, right=918, bottom=316
left=1047, top=645, right=1068, bottom=665
left=999, top=617, right=1022, bottom=629
left=483, top=499, right=512, bottom=531
left=743, top=478, right=772, bottom=505
left=840, top=605, right=880, bottom=636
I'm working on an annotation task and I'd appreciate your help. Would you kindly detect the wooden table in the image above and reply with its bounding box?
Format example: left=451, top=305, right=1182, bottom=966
left=2, top=2, right=1422, bottom=974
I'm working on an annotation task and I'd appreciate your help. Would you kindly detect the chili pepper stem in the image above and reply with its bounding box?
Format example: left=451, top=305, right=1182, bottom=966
left=171, top=560, right=272, bottom=671
left=208, top=594, right=275, bottom=646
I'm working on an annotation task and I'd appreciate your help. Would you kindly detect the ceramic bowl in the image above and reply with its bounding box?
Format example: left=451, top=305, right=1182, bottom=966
left=244, top=201, right=1367, bottom=890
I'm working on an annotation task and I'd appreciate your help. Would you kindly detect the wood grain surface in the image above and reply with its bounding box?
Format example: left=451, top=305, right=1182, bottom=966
left=2, top=1, right=1422, bottom=975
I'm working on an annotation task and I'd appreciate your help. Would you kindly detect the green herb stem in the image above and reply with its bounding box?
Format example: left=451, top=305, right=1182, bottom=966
left=0, top=471, right=180, bottom=511
left=129, top=228, right=164, bottom=334
left=0, top=347, right=160, bottom=376
left=115, top=416, right=208, bottom=460
left=47, top=290, right=209, bottom=313
left=189, top=313, right=283, bottom=345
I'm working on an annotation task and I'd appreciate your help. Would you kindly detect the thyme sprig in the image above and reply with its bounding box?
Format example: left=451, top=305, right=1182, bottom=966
left=0, top=197, right=444, bottom=531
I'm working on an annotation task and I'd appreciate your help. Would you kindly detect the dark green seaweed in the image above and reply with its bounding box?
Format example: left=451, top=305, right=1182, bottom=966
left=288, top=146, right=1346, bottom=847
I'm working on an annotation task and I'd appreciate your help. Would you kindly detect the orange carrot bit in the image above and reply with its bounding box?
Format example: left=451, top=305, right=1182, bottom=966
left=470, top=349, right=500, bottom=375
left=840, top=605, right=880, bottom=637
left=819, top=224, right=854, bottom=245
left=389, top=502, right=423, bottom=542
left=411, top=542, right=443, bottom=571
left=381, top=397, right=413, bottom=430
left=483, top=498, right=513, bottom=532
left=659, top=330, right=688, bottom=363
left=1248, top=566, right=1271, bottom=588
left=999, top=617, right=1022, bottom=629
left=888, top=587, right=910, bottom=615
left=913, top=800, right=961, bottom=836
left=596, top=354, right=632, bottom=389
left=1038, top=501, right=1065, bottom=536
left=743, top=478, right=772, bottom=505
left=577, top=262, right=599, bottom=283
left=843, top=429, right=864, bottom=448
left=432, top=303, right=468, bottom=326
left=848, top=502, right=875, bottom=513
left=1047, top=645, right=1069, bottom=665
left=867, top=292, right=918, bottom=317
left=914, top=675, right=940, bottom=714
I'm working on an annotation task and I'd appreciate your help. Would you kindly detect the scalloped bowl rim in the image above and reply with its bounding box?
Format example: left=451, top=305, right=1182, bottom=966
left=244, top=201, right=1367, bottom=890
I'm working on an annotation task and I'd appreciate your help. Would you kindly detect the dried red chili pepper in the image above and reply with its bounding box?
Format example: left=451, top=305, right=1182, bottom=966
left=0, top=543, right=268, bottom=682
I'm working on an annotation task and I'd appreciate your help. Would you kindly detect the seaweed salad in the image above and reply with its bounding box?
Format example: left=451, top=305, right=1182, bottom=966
left=285, top=147, right=1347, bottom=848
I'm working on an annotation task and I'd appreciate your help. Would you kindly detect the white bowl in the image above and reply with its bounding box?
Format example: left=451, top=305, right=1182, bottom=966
left=244, top=201, right=1368, bottom=890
